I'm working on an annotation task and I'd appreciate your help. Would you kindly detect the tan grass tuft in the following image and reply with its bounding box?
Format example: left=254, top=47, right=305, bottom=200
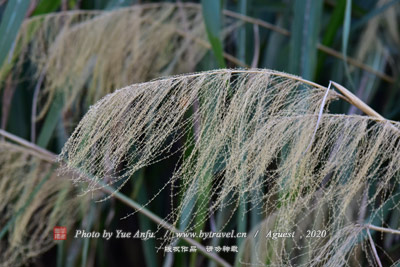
left=0, top=142, right=88, bottom=267
left=2, top=4, right=239, bottom=130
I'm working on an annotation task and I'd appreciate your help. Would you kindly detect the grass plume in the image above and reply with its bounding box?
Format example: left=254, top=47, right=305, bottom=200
left=2, top=3, right=240, bottom=130
left=0, top=141, right=88, bottom=267
left=59, top=69, right=400, bottom=265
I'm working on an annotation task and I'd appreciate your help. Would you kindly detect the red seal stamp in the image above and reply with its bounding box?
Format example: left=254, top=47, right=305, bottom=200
left=53, top=226, right=67, bottom=240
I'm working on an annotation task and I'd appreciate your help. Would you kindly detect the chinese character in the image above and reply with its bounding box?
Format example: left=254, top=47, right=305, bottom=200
left=189, top=246, right=197, bottom=252
left=53, top=227, right=67, bottom=240
left=164, top=246, right=172, bottom=253
left=222, top=246, right=230, bottom=252
left=206, top=246, right=213, bottom=252
left=173, top=246, right=181, bottom=253
left=231, top=245, right=238, bottom=252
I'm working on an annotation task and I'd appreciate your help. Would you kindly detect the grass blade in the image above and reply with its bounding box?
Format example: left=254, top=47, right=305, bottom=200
left=201, top=0, right=226, bottom=68
left=57, top=241, right=64, bottom=267
left=342, top=0, right=355, bottom=90
left=316, top=0, right=346, bottom=77
left=133, top=169, right=158, bottom=267
left=6, top=85, right=33, bottom=141
left=0, top=0, right=30, bottom=67
left=238, top=0, right=248, bottom=64
left=36, top=92, right=64, bottom=148
left=81, top=204, right=96, bottom=267
left=289, top=0, right=323, bottom=79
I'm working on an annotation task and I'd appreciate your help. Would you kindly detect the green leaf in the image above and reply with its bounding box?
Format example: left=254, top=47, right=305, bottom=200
left=136, top=171, right=158, bottom=267
left=236, top=190, right=247, bottom=247
left=6, top=81, right=33, bottom=140
left=57, top=241, right=64, bottom=267
left=342, top=0, right=355, bottom=90
left=32, top=0, right=61, bottom=16
left=208, top=198, right=234, bottom=267
left=261, top=6, right=291, bottom=71
left=201, top=0, right=226, bottom=68
left=322, top=0, right=347, bottom=48
left=189, top=171, right=212, bottom=267
left=0, top=0, right=31, bottom=67
left=54, top=188, right=69, bottom=267
left=37, top=92, right=64, bottom=148
left=178, top=123, right=197, bottom=231
left=81, top=204, right=96, bottom=267
left=237, top=0, right=248, bottom=64
left=342, top=0, right=352, bottom=66
left=316, top=0, right=346, bottom=78
left=289, top=0, right=323, bottom=80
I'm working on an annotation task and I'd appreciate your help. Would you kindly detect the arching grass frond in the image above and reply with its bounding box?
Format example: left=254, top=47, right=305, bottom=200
left=2, top=3, right=240, bottom=129
left=59, top=69, right=400, bottom=266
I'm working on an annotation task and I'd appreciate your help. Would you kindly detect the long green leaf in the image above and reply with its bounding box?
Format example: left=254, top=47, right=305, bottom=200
left=261, top=6, right=291, bottom=71
left=236, top=191, right=247, bottom=247
left=0, top=0, right=30, bottom=67
left=81, top=204, right=96, bottom=267
left=131, top=168, right=158, bottom=267
left=137, top=175, right=158, bottom=267
left=37, top=92, right=64, bottom=148
left=201, top=0, right=226, bottom=68
left=57, top=241, right=64, bottom=267
left=6, top=81, right=32, bottom=140
left=316, top=0, right=346, bottom=78
left=289, top=0, right=323, bottom=80
left=237, top=0, right=247, bottom=64
left=52, top=188, right=69, bottom=267
left=189, top=170, right=212, bottom=267
left=342, top=0, right=355, bottom=90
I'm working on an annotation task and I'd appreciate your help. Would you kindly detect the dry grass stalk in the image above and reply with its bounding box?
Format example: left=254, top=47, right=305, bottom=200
left=367, top=229, right=383, bottom=267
